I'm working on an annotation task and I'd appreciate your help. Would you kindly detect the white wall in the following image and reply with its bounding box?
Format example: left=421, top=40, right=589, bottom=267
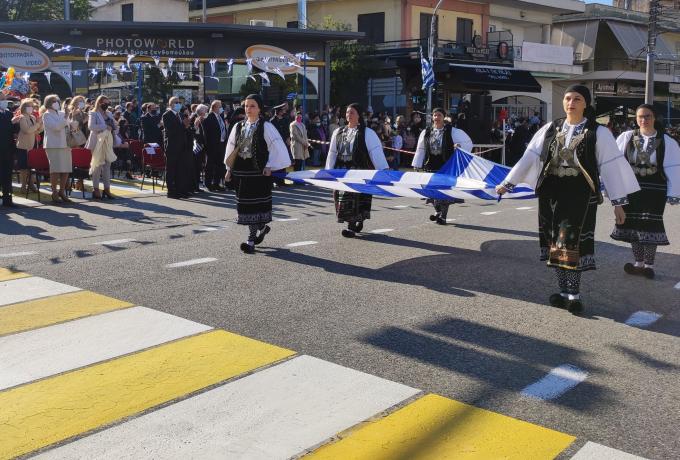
left=91, top=0, right=189, bottom=22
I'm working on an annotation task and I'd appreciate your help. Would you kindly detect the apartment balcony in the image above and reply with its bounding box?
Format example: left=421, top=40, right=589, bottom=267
left=513, top=42, right=582, bottom=77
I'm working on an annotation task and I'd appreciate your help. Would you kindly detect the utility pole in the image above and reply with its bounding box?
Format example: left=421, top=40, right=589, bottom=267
left=645, top=0, right=660, bottom=104
left=298, top=0, right=307, bottom=114
left=64, top=0, right=70, bottom=20
left=202, top=0, right=207, bottom=23
left=426, top=0, right=443, bottom=127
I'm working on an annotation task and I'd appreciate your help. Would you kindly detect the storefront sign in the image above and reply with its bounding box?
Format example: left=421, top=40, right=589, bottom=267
left=0, top=43, right=51, bottom=71
left=617, top=82, right=645, bottom=96
left=669, top=83, right=680, bottom=94
left=466, top=35, right=490, bottom=58
left=594, top=82, right=615, bottom=94
left=244, top=44, right=301, bottom=74
left=472, top=67, right=512, bottom=81
left=95, top=37, right=196, bottom=57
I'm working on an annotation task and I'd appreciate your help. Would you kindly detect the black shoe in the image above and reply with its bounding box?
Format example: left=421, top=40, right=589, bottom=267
left=215, top=185, right=226, bottom=192
left=567, top=299, right=584, bottom=315
left=350, top=221, right=363, bottom=233
left=429, top=214, right=438, bottom=221
left=624, top=262, right=644, bottom=276
left=341, top=229, right=355, bottom=238
left=642, top=267, right=655, bottom=279
left=167, top=193, right=183, bottom=199
left=254, top=225, right=270, bottom=245
left=240, top=242, right=255, bottom=254
left=436, top=217, right=447, bottom=225
left=549, top=293, right=566, bottom=308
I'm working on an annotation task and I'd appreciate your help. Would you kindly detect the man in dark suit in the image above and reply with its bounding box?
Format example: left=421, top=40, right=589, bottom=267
left=162, top=97, right=190, bottom=199
left=201, top=100, right=228, bottom=192
left=123, top=102, right=139, bottom=139
left=142, top=102, right=163, bottom=146
left=0, top=94, right=16, bottom=207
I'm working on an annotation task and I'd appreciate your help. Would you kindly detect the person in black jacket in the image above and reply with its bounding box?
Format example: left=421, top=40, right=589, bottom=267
left=202, top=100, right=228, bottom=191
left=162, top=97, right=191, bottom=199
left=142, top=103, right=163, bottom=146
left=0, top=94, right=17, bottom=207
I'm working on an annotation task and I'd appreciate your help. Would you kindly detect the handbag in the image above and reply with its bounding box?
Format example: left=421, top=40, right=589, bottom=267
left=67, top=129, right=87, bottom=147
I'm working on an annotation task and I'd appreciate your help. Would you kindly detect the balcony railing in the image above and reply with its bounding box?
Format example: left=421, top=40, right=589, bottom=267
left=366, top=38, right=515, bottom=65
left=580, top=58, right=680, bottom=76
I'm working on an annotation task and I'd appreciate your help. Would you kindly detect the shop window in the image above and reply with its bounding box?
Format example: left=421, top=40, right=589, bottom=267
left=121, top=4, right=134, bottom=22
left=287, top=21, right=299, bottom=29
left=420, top=13, right=438, bottom=41
left=457, top=18, right=473, bottom=44
left=358, top=13, right=385, bottom=43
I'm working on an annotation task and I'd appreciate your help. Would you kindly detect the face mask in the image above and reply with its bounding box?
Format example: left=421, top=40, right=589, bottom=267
left=173, top=103, right=182, bottom=112
left=0, top=101, right=8, bottom=110
left=78, top=102, right=85, bottom=109
left=218, top=107, right=224, bottom=114
left=315, top=122, right=321, bottom=127
left=151, top=109, right=157, bottom=115
left=51, top=102, right=60, bottom=111
left=100, top=103, right=109, bottom=111
left=24, top=107, right=33, bottom=114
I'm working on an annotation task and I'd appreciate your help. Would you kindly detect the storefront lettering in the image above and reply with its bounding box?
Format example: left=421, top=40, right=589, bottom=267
left=95, top=37, right=196, bottom=56
left=474, top=67, right=511, bottom=81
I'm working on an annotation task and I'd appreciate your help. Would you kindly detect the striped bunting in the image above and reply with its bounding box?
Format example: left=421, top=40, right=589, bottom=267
left=278, top=149, right=535, bottom=201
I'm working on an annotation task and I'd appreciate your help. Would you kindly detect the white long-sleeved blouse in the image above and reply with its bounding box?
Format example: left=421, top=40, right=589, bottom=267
left=224, top=120, right=291, bottom=171
left=325, top=126, right=389, bottom=170
left=412, top=126, right=474, bottom=168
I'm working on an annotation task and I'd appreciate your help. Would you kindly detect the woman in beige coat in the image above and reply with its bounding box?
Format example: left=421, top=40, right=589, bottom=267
left=41, top=94, right=72, bottom=203
left=86, top=95, right=117, bottom=199
left=289, top=113, right=310, bottom=171
left=13, top=99, right=43, bottom=193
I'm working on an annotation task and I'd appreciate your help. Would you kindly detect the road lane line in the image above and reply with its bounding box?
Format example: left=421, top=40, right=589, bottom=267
left=370, top=228, right=394, bottom=234
left=286, top=241, right=318, bottom=248
left=195, top=227, right=219, bottom=232
left=624, top=311, right=662, bottom=328
left=0, top=268, right=30, bottom=282
left=275, top=218, right=299, bottom=222
left=0, top=330, right=294, bottom=459
left=571, top=441, right=648, bottom=459
left=392, top=205, right=409, bottom=209
left=516, top=206, right=534, bottom=210
left=520, top=364, right=588, bottom=400
left=674, top=281, right=680, bottom=290
left=0, top=307, right=212, bottom=391
left=91, top=238, right=136, bottom=246
left=0, top=277, right=80, bottom=307
left=0, top=291, right=133, bottom=337
left=304, top=394, right=575, bottom=459
left=37, top=356, right=420, bottom=460
left=165, top=257, right=218, bottom=268
left=0, top=251, right=38, bottom=258
left=481, top=211, right=499, bottom=215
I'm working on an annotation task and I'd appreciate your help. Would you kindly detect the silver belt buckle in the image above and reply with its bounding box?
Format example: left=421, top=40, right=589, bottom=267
left=557, top=166, right=566, bottom=177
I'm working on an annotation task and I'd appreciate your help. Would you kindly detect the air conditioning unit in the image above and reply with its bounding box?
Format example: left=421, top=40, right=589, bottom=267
left=488, top=25, right=496, bottom=33
left=250, top=19, right=274, bottom=27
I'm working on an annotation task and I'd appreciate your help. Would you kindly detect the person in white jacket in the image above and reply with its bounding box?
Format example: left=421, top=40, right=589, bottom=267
left=86, top=96, right=117, bottom=199
left=41, top=94, right=72, bottom=203
left=496, top=85, right=640, bottom=314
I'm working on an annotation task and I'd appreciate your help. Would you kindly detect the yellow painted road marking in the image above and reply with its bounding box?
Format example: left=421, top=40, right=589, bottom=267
left=0, top=268, right=30, bottom=282
left=0, top=329, right=294, bottom=459
left=0, top=291, right=133, bottom=337
left=304, top=394, right=575, bottom=460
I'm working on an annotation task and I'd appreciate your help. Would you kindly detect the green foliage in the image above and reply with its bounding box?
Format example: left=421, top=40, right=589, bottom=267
left=142, top=67, right=180, bottom=104
left=0, top=0, right=91, bottom=21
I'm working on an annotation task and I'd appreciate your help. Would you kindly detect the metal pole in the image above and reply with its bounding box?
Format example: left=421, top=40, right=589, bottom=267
left=668, top=94, right=672, bottom=127
left=302, top=57, right=307, bottom=115
left=393, top=76, right=397, bottom=118
left=202, top=0, right=207, bottom=23
left=137, top=65, right=143, bottom=119
left=502, top=118, right=506, bottom=165
left=645, top=0, right=659, bottom=105
left=426, top=0, right=444, bottom=127
left=297, top=0, right=307, bottom=29
left=64, top=0, right=70, bottom=20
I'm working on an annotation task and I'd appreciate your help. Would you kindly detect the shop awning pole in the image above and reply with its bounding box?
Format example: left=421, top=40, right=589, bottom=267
left=64, top=0, right=70, bottom=20
left=202, top=0, right=207, bottom=23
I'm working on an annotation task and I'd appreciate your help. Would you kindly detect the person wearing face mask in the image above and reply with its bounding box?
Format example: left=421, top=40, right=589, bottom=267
left=163, top=96, right=192, bottom=199
left=13, top=99, right=43, bottom=195
left=610, top=104, right=680, bottom=279
left=0, top=94, right=18, bottom=207
left=290, top=111, right=310, bottom=172
left=496, top=85, right=639, bottom=314
left=412, top=107, right=473, bottom=224
left=307, top=113, right=326, bottom=167
left=202, top=99, right=228, bottom=192
left=68, top=96, right=88, bottom=147
left=86, top=96, right=118, bottom=200
left=40, top=94, right=73, bottom=203
left=142, top=102, right=163, bottom=146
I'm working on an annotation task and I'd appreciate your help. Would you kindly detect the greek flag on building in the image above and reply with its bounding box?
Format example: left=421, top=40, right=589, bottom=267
left=420, top=47, right=435, bottom=90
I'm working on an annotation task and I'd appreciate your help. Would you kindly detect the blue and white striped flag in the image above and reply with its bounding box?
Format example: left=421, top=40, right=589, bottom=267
left=420, top=47, right=435, bottom=90
left=286, top=92, right=297, bottom=100
left=277, top=148, right=535, bottom=201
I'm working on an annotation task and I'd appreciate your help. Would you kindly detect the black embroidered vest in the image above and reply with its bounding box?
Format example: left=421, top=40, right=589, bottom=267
left=333, top=126, right=374, bottom=169
left=423, top=124, right=454, bottom=171
left=625, top=129, right=666, bottom=179
left=537, top=118, right=601, bottom=203
left=233, top=119, right=269, bottom=172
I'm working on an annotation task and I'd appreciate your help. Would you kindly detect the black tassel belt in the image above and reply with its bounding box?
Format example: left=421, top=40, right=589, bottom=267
left=548, top=166, right=581, bottom=177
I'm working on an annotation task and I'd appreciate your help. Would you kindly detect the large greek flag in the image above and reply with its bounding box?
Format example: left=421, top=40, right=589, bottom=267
left=277, top=149, right=535, bottom=201
left=420, top=48, right=435, bottom=90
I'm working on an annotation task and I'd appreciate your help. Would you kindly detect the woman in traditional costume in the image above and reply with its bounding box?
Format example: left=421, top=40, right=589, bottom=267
left=325, top=103, right=388, bottom=238
left=611, top=104, right=680, bottom=279
left=224, top=94, right=291, bottom=254
left=412, top=107, right=473, bottom=224
left=496, top=85, right=639, bottom=314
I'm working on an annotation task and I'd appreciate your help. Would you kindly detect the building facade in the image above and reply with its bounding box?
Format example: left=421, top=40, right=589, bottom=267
left=90, top=0, right=190, bottom=22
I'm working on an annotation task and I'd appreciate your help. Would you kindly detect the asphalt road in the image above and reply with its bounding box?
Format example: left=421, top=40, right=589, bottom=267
left=2, top=184, right=679, bottom=459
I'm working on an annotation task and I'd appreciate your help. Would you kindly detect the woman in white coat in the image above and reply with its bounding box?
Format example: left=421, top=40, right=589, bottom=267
left=41, top=94, right=72, bottom=203
left=86, top=95, right=117, bottom=199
